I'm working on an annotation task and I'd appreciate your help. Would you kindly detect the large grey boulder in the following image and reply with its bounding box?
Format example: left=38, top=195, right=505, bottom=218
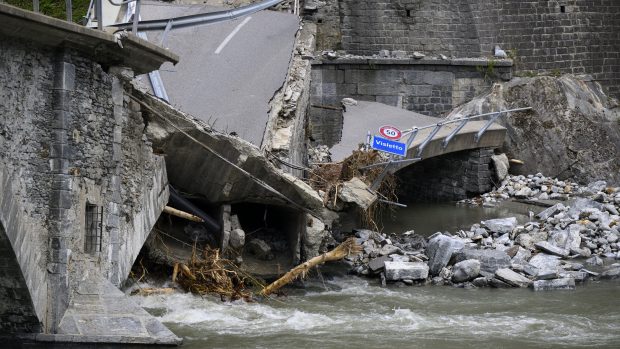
left=454, top=248, right=511, bottom=273
left=302, top=214, right=329, bottom=259
left=495, top=268, right=532, bottom=287
left=600, top=265, right=620, bottom=279
left=338, top=177, right=378, bottom=210
left=534, top=241, right=569, bottom=257
left=532, top=278, right=576, bottom=291
left=452, top=259, right=481, bottom=283
left=229, top=228, right=246, bottom=249
left=481, top=217, right=518, bottom=235
left=537, top=203, right=566, bottom=221
left=446, top=75, right=620, bottom=186
left=246, top=239, right=274, bottom=261
left=384, top=261, right=429, bottom=281
left=491, top=154, right=509, bottom=181
left=548, top=225, right=581, bottom=251
left=528, top=253, right=561, bottom=273
left=427, top=235, right=465, bottom=275
left=515, top=231, right=548, bottom=249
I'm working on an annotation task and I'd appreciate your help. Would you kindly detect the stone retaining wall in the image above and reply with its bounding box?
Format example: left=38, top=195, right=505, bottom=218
left=396, top=147, right=495, bottom=202
left=309, top=59, right=511, bottom=146
left=311, top=0, right=620, bottom=99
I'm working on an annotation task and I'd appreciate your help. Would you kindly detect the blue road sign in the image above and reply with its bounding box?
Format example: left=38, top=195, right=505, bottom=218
left=371, top=136, right=407, bottom=157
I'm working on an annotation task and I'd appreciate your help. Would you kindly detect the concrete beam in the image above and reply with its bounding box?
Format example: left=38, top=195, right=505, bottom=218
left=0, top=3, right=178, bottom=75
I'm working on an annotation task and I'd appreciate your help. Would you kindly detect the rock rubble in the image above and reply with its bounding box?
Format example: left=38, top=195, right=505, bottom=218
left=342, top=174, right=620, bottom=291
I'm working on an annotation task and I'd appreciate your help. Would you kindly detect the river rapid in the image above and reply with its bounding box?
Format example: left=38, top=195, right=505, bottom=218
left=132, top=202, right=620, bottom=348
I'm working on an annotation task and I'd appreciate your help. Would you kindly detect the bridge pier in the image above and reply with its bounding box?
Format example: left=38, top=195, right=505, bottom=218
left=396, top=148, right=495, bottom=202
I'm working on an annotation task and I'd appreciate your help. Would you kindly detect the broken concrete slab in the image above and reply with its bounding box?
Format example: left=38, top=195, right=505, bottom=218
left=454, top=248, right=511, bottom=274
left=384, top=261, right=429, bottom=281
left=338, top=177, right=378, bottom=210
left=427, top=235, right=465, bottom=276
left=534, top=241, right=569, bottom=257
left=481, top=217, right=517, bottom=235
left=56, top=278, right=181, bottom=345
left=494, top=268, right=532, bottom=288
left=532, top=278, right=576, bottom=291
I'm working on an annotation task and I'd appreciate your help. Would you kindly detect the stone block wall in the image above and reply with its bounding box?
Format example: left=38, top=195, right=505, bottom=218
left=313, top=0, right=620, bottom=99
left=309, top=59, right=510, bottom=146
left=473, top=0, right=620, bottom=98
left=0, top=37, right=168, bottom=332
left=396, top=147, right=495, bottom=202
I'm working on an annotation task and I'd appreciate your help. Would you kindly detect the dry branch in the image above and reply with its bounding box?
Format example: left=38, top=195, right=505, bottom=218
left=163, top=206, right=204, bottom=223
left=260, top=238, right=363, bottom=296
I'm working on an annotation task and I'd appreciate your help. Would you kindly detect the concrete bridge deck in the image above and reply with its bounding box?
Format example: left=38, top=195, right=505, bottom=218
left=330, top=101, right=506, bottom=166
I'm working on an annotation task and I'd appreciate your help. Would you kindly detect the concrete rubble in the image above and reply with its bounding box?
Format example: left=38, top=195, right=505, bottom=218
left=342, top=173, right=620, bottom=290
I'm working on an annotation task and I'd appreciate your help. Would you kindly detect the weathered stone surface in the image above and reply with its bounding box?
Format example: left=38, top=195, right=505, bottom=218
left=447, top=75, right=620, bottom=186
left=532, top=278, right=576, bottom=291
left=384, top=261, right=429, bottom=281
left=495, top=268, right=532, bottom=287
left=454, top=248, right=511, bottom=273
left=427, top=235, right=464, bottom=275
left=229, top=229, right=246, bottom=249
left=528, top=253, right=561, bottom=273
left=548, top=226, right=581, bottom=251
left=481, top=217, right=517, bottom=235
left=302, top=214, right=329, bottom=259
left=379, top=244, right=401, bottom=256
left=537, top=203, right=565, bottom=221
left=515, top=231, right=548, bottom=250
left=491, top=154, right=509, bottom=181
left=246, top=239, right=274, bottom=261
left=368, top=256, right=390, bottom=273
left=600, top=265, right=620, bottom=279
left=338, top=177, right=377, bottom=209
left=452, top=259, right=481, bottom=283
left=534, top=241, right=569, bottom=257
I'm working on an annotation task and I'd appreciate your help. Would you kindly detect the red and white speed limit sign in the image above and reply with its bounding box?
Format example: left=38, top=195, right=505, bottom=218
left=379, top=125, right=402, bottom=140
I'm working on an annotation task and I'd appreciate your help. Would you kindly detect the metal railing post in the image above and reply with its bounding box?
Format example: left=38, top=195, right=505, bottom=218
left=442, top=118, right=468, bottom=149
left=416, top=123, right=443, bottom=158
left=33, top=0, right=39, bottom=12
left=132, top=0, right=141, bottom=34
left=96, top=0, right=103, bottom=30
left=405, top=127, right=419, bottom=148
left=474, top=112, right=503, bottom=143
left=66, top=0, right=73, bottom=22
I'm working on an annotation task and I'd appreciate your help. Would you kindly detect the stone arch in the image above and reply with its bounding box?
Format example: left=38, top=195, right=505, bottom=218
left=0, top=219, right=42, bottom=333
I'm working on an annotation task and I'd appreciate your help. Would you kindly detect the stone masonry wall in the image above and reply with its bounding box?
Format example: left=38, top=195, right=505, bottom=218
left=396, top=147, right=494, bottom=202
left=314, top=0, right=620, bottom=99
left=0, top=37, right=168, bottom=333
left=309, top=59, right=511, bottom=146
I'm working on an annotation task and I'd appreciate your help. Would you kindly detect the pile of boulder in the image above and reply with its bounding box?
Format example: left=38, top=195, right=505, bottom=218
left=344, top=176, right=620, bottom=291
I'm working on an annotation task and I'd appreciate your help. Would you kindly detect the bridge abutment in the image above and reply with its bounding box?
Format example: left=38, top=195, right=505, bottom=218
left=396, top=147, right=495, bottom=202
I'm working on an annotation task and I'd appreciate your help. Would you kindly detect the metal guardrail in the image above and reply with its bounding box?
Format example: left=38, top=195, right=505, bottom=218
left=399, top=107, right=532, bottom=157
left=365, top=107, right=532, bottom=192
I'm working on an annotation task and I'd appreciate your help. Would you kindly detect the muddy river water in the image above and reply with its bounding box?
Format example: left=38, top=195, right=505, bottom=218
left=134, top=202, right=620, bottom=349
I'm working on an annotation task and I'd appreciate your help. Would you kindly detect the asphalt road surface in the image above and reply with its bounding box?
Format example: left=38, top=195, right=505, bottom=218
left=139, top=1, right=299, bottom=145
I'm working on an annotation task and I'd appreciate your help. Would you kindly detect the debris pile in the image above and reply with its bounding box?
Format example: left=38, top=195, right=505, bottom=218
left=344, top=175, right=620, bottom=290
left=173, top=245, right=252, bottom=301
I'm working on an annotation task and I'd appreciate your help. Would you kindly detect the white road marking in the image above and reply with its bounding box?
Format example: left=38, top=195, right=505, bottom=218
left=215, top=17, right=252, bottom=54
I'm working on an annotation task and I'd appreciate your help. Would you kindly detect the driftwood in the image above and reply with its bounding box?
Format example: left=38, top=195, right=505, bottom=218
left=260, top=238, right=363, bottom=296
left=163, top=206, right=204, bottom=223
left=130, top=287, right=176, bottom=296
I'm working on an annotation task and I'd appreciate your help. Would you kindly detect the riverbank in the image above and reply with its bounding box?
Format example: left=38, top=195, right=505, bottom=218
left=347, top=174, right=620, bottom=290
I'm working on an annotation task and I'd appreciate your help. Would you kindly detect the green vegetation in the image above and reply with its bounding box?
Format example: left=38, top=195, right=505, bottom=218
left=6, top=0, right=91, bottom=23
left=550, top=68, right=562, bottom=77
left=476, top=58, right=497, bottom=81
left=514, top=70, right=539, bottom=78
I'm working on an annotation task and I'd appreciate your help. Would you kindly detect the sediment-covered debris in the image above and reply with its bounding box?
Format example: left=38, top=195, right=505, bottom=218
left=344, top=174, right=620, bottom=290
